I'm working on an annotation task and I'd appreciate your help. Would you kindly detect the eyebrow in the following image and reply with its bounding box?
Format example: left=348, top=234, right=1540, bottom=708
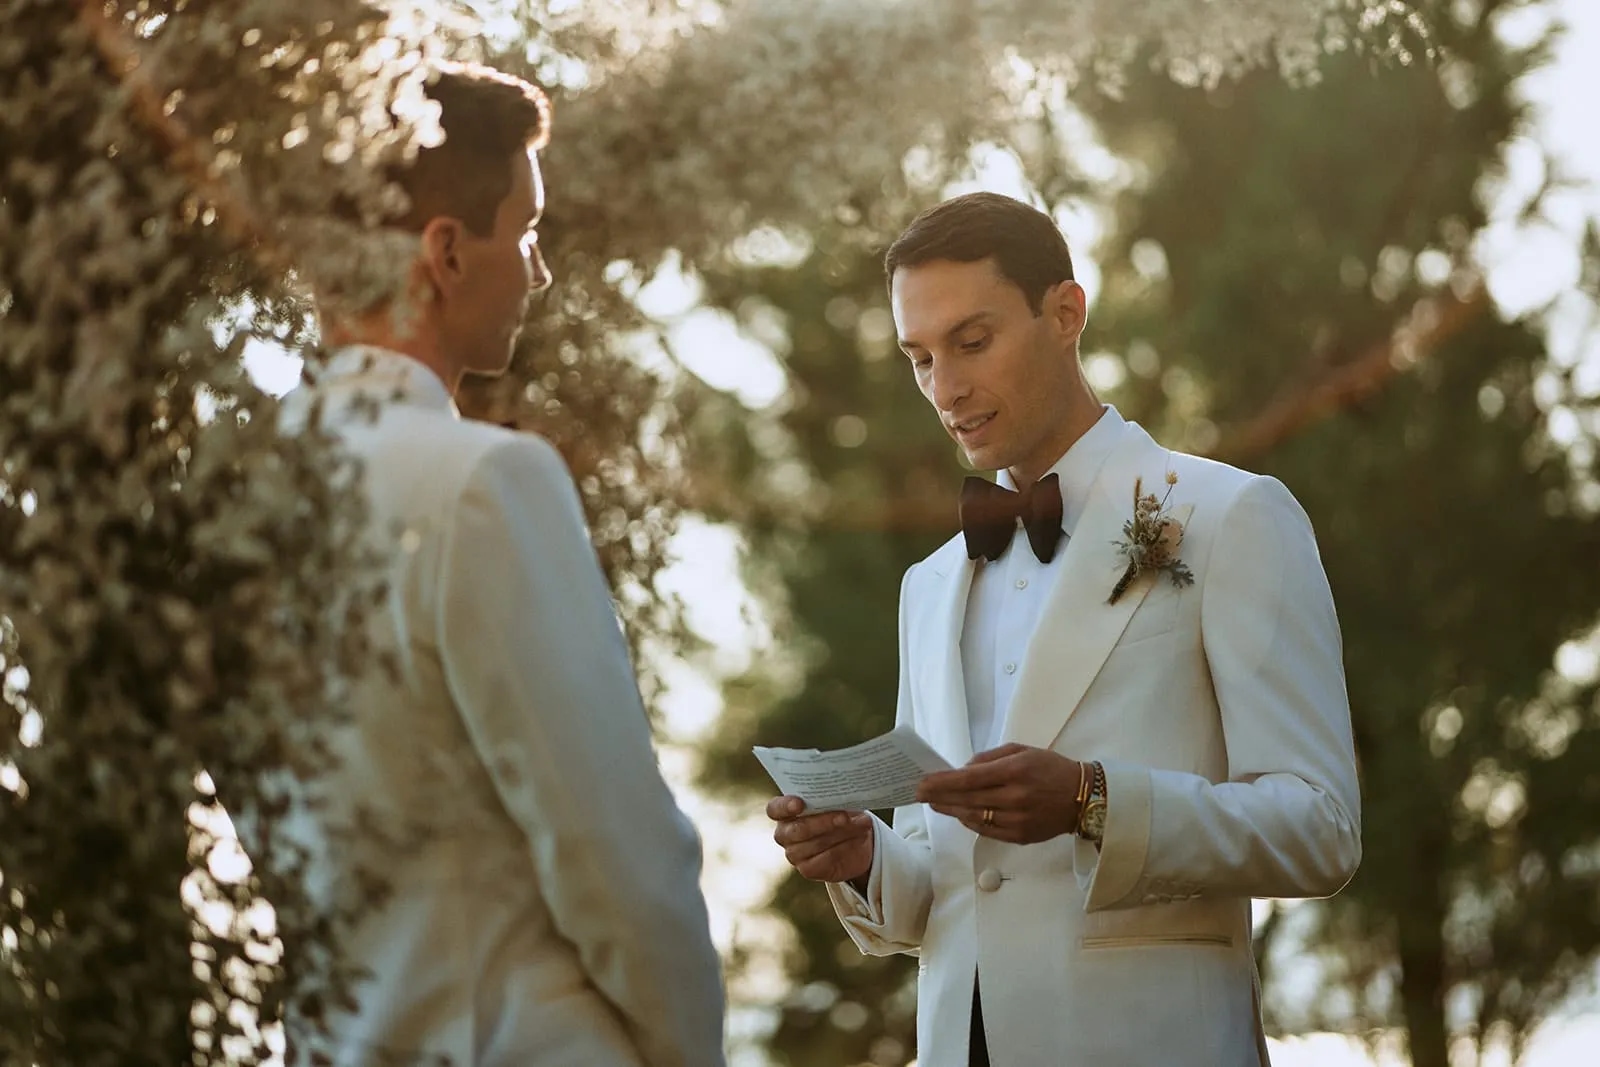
left=899, top=310, right=994, bottom=352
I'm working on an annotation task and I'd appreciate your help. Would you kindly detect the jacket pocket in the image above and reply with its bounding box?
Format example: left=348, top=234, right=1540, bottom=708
left=1079, top=932, right=1234, bottom=950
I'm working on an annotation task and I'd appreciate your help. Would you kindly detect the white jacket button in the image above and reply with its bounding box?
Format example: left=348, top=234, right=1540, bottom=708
left=977, top=868, right=1003, bottom=892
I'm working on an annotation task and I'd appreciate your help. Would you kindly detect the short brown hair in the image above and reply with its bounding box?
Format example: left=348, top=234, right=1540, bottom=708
left=391, top=63, right=551, bottom=235
left=884, top=192, right=1074, bottom=314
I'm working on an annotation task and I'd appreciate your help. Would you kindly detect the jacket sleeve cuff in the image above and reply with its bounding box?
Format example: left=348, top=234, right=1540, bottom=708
left=826, top=816, right=925, bottom=956
left=830, top=818, right=885, bottom=916
left=1077, top=759, right=1153, bottom=911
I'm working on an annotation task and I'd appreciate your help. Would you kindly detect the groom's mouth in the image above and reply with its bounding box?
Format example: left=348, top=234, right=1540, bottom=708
left=950, top=412, right=996, bottom=445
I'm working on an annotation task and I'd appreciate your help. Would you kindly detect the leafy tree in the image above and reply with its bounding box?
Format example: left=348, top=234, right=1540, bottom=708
left=0, top=3, right=408, bottom=1063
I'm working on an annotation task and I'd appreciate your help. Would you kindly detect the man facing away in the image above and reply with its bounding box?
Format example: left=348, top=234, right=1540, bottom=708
left=768, top=192, right=1362, bottom=1066
left=276, top=64, right=726, bottom=1067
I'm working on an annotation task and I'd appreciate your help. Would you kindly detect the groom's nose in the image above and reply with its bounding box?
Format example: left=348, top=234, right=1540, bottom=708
left=931, top=360, right=972, bottom=413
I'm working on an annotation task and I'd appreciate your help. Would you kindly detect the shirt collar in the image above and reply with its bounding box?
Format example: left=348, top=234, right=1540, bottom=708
left=313, top=345, right=459, bottom=418
left=997, top=405, right=1126, bottom=538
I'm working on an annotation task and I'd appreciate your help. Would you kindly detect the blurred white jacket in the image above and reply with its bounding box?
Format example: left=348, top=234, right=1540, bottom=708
left=272, top=345, right=726, bottom=1067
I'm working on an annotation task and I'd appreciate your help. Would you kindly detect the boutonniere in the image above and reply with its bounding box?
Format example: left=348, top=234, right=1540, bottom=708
left=1108, top=471, right=1194, bottom=605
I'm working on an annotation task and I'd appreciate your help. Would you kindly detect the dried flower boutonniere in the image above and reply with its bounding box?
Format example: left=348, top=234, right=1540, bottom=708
left=1108, top=471, right=1194, bottom=605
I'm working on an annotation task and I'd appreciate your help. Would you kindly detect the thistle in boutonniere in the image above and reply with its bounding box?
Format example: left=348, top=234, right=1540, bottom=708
left=1108, top=471, right=1194, bottom=605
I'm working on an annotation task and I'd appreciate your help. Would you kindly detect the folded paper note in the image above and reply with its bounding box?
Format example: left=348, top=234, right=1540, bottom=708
left=754, top=725, right=952, bottom=812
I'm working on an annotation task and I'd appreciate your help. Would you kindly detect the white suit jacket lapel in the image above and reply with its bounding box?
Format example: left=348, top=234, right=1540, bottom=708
left=919, top=539, right=977, bottom=767
left=1000, top=422, right=1194, bottom=751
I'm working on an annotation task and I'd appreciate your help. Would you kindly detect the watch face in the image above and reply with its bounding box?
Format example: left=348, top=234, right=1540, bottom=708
left=1082, top=800, right=1107, bottom=838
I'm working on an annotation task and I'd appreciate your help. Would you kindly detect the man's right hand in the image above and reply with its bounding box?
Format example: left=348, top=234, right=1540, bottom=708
left=768, top=796, right=875, bottom=885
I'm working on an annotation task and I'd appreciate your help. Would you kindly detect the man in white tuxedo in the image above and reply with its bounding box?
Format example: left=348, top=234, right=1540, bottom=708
left=277, top=65, right=726, bottom=1066
left=768, top=192, right=1361, bottom=1066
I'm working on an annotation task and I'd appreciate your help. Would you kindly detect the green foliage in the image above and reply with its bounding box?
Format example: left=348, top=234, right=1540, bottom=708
left=1085, top=3, right=1600, bottom=1060
left=0, top=3, right=393, bottom=1064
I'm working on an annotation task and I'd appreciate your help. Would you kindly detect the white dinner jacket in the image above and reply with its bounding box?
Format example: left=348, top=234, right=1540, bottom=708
left=271, top=346, right=727, bottom=1067
left=827, top=418, right=1361, bottom=1067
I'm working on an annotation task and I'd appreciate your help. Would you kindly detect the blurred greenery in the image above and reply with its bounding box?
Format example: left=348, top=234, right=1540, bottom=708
left=0, top=3, right=393, bottom=1064
left=693, top=2, right=1600, bottom=1065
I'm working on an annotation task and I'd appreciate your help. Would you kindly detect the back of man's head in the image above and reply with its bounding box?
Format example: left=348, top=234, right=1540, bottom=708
left=389, top=63, right=551, bottom=236
left=308, top=62, right=552, bottom=373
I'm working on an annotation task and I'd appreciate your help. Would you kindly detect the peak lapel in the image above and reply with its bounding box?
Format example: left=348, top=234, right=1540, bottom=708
left=920, top=540, right=977, bottom=767
left=999, top=424, right=1185, bottom=752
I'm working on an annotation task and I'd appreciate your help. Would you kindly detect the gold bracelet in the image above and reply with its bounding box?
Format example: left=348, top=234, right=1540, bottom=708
left=1073, top=760, right=1092, bottom=830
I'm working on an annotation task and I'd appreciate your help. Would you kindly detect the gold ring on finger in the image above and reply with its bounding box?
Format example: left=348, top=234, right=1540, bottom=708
left=982, top=807, right=995, bottom=826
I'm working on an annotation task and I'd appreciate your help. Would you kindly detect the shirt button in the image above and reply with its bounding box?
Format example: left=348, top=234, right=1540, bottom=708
left=1004, top=663, right=1017, bottom=675
left=977, top=868, right=1003, bottom=892
left=1014, top=578, right=1028, bottom=590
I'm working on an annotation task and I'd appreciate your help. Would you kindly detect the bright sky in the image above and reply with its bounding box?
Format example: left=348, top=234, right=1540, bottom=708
left=239, top=4, right=1600, bottom=1063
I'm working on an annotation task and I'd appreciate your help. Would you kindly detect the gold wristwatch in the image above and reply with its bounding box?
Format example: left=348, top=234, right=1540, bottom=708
left=1075, top=761, right=1108, bottom=846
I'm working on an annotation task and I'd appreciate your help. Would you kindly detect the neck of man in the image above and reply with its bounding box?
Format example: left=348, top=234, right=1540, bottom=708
left=322, top=303, right=463, bottom=396
left=1007, top=373, right=1105, bottom=491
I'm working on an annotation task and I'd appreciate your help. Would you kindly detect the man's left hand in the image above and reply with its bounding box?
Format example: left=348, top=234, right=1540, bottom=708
left=916, top=743, right=1085, bottom=844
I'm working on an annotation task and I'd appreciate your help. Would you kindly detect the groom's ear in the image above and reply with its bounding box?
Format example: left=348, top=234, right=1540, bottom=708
left=1044, top=279, right=1087, bottom=348
left=417, top=216, right=468, bottom=295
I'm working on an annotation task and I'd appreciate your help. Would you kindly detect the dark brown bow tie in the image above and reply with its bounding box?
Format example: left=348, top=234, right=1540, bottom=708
left=959, top=473, right=1064, bottom=564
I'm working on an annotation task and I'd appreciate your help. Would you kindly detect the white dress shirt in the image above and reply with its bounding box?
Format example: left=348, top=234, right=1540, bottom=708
left=961, top=406, right=1125, bottom=753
